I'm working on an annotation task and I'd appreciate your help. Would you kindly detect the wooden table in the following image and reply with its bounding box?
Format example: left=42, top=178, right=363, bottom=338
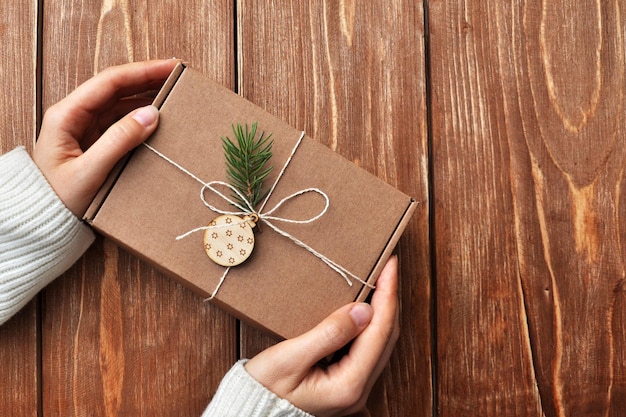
left=1, top=1, right=624, bottom=416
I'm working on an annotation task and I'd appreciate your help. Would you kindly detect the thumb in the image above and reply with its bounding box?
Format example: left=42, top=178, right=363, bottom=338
left=245, top=302, right=373, bottom=395
left=81, top=105, right=159, bottom=175
left=289, top=302, right=373, bottom=370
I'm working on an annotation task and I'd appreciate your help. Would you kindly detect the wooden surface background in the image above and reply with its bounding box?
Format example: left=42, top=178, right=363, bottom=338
left=0, top=1, right=624, bottom=416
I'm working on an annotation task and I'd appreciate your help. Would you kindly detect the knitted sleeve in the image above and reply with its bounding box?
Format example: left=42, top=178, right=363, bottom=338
left=0, top=147, right=95, bottom=325
left=202, top=360, right=314, bottom=417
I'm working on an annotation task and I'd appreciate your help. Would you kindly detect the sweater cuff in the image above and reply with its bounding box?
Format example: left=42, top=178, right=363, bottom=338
left=202, top=359, right=313, bottom=417
left=0, top=147, right=95, bottom=325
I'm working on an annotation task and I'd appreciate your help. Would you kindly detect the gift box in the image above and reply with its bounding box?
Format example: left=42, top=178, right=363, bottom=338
left=85, top=63, right=416, bottom=339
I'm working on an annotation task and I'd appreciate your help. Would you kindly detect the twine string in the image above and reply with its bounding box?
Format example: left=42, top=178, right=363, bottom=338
left=142, top=132, right=372, bottom=300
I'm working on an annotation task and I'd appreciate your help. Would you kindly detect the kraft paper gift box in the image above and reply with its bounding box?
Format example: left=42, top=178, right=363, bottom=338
left=85, top=63, right=416, bottom=339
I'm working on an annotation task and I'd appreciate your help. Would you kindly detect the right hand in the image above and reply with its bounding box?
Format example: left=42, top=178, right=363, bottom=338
left=245, top=256, right=400, bottom=416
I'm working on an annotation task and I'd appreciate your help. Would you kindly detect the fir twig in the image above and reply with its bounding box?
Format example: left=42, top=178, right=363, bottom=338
left=221, top=122, right=274, bottom=209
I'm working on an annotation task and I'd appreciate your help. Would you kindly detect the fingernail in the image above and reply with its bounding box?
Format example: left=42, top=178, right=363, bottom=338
left=349, top=303, right=373, bottom=328
left=132, top=105, right=159, bottom=127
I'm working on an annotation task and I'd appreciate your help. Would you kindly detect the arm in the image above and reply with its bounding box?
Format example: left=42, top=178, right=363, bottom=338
left=0, top=59, right=179, bottom=325
left=0, top=147, right=93, bottom=325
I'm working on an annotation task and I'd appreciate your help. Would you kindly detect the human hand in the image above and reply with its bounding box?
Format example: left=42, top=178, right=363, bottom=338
left=245, top=256, right=400, bottom=417
left=33, top=59, right=180, bottom=217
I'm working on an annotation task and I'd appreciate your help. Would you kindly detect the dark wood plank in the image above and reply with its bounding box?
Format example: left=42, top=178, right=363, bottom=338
left=506, top=2, right=626, bottom=415
left=0, top=308, right=39, bottom=417
left=0, top=1, right=39, bottom=416
left=238, top=2, right=431, bottom=416
left=40, top=2, right=237, bottom=415
left=430, top=0, right=545, bottom=414
left=431, top=0, right=625, bottom=415
left=0, top=1, right=37, bottom=153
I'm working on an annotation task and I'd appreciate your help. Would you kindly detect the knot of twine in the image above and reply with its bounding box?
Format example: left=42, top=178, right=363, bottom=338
left=143, top=132, right=371, bottom=300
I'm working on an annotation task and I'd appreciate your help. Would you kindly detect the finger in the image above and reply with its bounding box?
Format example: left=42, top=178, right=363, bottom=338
left=95, top=96, right=157, bottom=131
left=246, top=301, right=373, bottom=388
left=80, top=97, right=156, bottom=149
left=78, top=105, right=160, bottom=185
left=51, top=59, right=179, bottom=135
left=356, top=290, right=400, bottom=401
left=287, top=302, right=373, bottom=373
left=66, top=59, right=179, bottom=112
left=334, top=256, right=399, bottom=382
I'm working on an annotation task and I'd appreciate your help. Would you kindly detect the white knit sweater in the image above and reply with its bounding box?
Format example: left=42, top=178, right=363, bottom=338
left=0, top=147, right=312, bottom=417
left=0, top=147, right=94, bottom=323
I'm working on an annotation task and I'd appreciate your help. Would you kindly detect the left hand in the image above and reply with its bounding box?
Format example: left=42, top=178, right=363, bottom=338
left=33, top=59, right=180, bottom=217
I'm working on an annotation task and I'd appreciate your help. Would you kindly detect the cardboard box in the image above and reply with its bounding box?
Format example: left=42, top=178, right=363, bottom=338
left=85, top=64, right=416, bottom=339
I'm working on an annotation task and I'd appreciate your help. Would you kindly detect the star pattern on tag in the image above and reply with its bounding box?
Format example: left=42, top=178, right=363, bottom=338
left=203, top=214, right=255, bottom=267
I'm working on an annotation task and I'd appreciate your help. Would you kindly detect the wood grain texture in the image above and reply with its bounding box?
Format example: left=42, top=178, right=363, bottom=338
left=5, top=1, right=624, bottom=415
left=0, top=0, right=37, bottom=153
left=237, top=2, right=431, bottom=416
left=39, top=1, right=237, bottom=415
left=510, top=2, right=626, bottom=415
left=0, top=1, right=39, bottom=416
left=0, top=307, right=39, bottom=417
left=430, top=0, right=626, bottom=415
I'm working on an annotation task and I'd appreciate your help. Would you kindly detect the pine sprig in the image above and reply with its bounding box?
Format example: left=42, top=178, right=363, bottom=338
left=221, top=122, right=274, bottom=209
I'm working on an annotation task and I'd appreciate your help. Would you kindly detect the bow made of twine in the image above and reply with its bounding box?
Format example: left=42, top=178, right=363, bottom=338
left=142, top=131, right=372, bottom=300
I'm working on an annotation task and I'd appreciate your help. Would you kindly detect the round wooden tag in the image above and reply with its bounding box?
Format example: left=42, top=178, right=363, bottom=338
left=203, top=214, right=256, bottom=266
